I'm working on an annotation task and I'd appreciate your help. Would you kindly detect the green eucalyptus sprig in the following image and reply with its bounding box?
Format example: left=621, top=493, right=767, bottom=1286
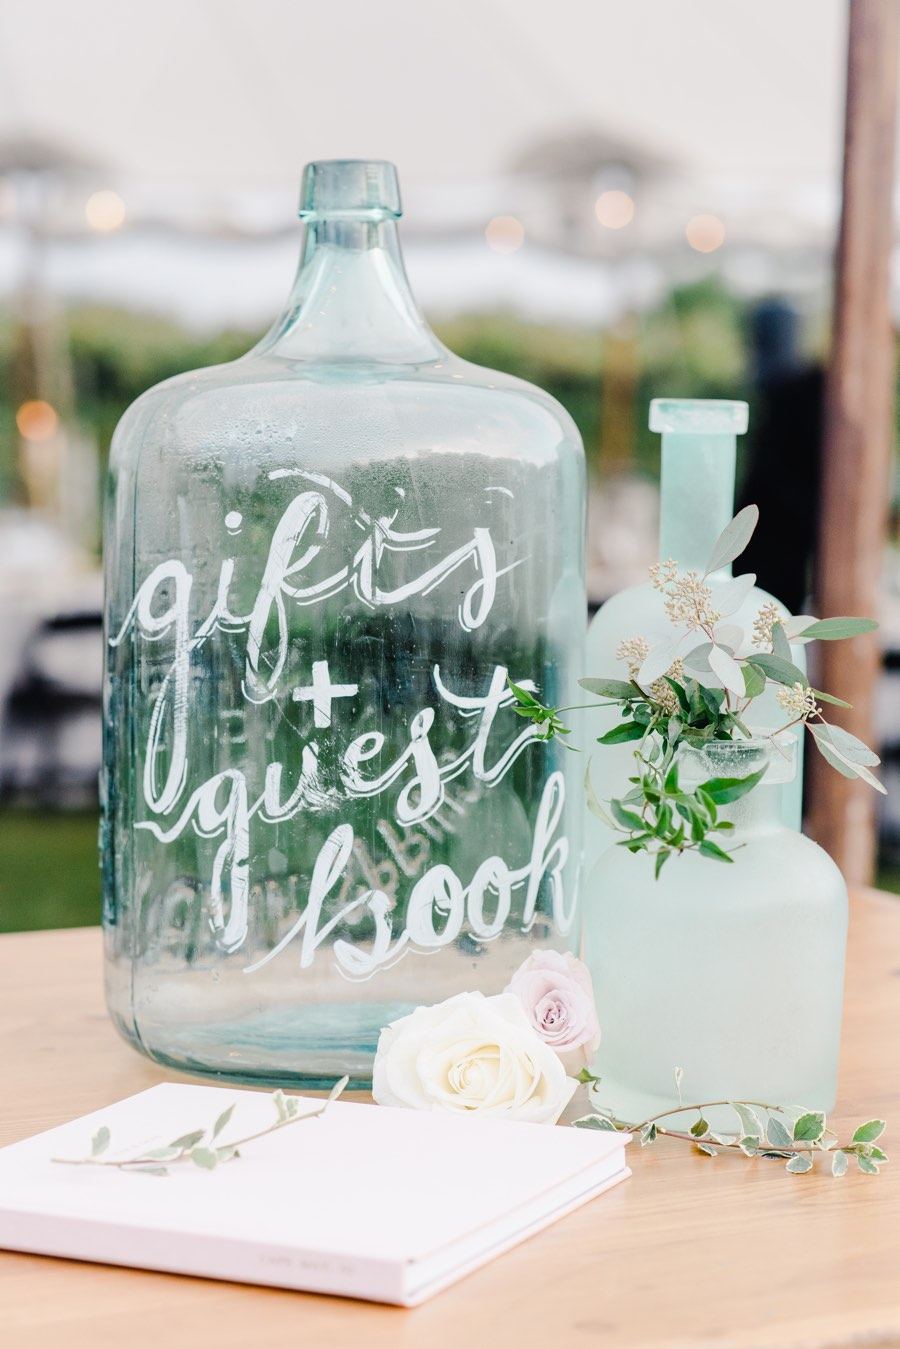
left=52, top=1077, right=348, bottom=1176
left=509, top=503, right=884, bottom=875
left=574, top=1069, right=888, bottom=1178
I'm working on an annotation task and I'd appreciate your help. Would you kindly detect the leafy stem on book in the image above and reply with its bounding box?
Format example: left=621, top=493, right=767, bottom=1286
left=573, top=1068, right=888, bottom=1177
left=510, top=503, right=883, bottom=876
left=52, top=1077, right=349, bottom=1176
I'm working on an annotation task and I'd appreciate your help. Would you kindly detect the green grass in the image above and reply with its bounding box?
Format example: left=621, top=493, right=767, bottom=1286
left=0, top=810, right=101, bottom=932
left=874, top=865, right=900, bottom=897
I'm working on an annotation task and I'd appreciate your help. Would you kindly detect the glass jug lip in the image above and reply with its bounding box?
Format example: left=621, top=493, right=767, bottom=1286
left=678, top=731, right=798, bottom=787
left=649, top=398, right=749, bottom=436
left=299, top=160, right=402, bottom=221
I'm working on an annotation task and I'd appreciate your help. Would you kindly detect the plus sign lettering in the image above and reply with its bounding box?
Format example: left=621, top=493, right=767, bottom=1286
left=110, top=470, right=574, bottom=981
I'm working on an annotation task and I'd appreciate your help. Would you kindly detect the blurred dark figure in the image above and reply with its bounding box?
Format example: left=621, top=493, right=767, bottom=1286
left=737, top=298, right=824, bottom=615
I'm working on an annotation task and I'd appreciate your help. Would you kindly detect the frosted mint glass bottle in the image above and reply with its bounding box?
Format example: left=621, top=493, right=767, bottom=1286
left=102, top=160, right=586, bottom=1087
left=583, top=737, right=847, bottom=1128
left=584, top=399, right=804, bottom=871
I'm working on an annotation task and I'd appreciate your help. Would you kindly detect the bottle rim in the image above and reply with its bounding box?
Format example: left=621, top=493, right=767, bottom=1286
left=299, top=160, right=402, bottom=221
left=649, top=398, right=749, bottom=436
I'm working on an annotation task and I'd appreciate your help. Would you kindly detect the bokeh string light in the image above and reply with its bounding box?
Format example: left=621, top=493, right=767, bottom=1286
left=595, top=190, right=635, bottom=230
left=85, top=189, right=126, bottom=233
left=686, top=213, right=726, bottom=253
left=484, top=215, right=525, bottom=254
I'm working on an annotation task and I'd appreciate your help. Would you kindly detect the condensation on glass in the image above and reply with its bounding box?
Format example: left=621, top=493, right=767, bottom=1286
left=102, top=160, right=587, bottom=1086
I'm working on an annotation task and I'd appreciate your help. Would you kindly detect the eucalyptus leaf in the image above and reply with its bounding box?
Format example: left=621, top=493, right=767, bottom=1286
left=212, top=1104, right=236, bottom=1139
left=738, top=1136, right=760, bottom=1155
left=857, top=1155, right=880, bottom=1175
left=781, top=613, right=818, bottom=640
left=704, top=505, right=759, bottom=577
left=810, top=731, right=887, bottom=794
left=91, top=1127, right=110, bottom=1157
left=708, top=644, right=746, bottom=697
left=814, top=690, right=852, bottom=708
left=713, top=623, right=744, bottom=651
left=742, top=662, right=767, bottom=699
left=786, top=1153, right=814, bottom=1174
left=748, top=652, right=808, bottom=687
left=813, top=723, right=880, bottom=768
left=189, top=1146, right=219, bottom=1170
left=638, top=639, right=681, bottom=687
left=714, top=572, right=757, bottom=617
left=810, top=733, right=859, bottom=780
left=771, top=622, right=792, bottom=661
left=169, top=1129, right=205, bottom=1151
left=795, top=617, right=878, bottom=641
left=578, top=677, right=636, bottom=699
left=682, top=642, right=714, bottom=674
left=832, top=1149, right=850, bottom=1177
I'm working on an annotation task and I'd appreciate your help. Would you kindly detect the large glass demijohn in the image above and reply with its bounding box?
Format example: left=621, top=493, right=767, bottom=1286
left=102, top=160, right=586, bottom=1086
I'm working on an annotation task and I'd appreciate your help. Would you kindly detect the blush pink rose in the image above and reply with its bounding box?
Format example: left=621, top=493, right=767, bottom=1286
left=506, top=949, right=601, bottom=1074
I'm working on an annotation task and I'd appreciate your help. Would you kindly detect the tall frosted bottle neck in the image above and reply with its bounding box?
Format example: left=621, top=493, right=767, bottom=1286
left=259, top=159, right=444, bottom=366
left=652, top=400, right=749, bottom=576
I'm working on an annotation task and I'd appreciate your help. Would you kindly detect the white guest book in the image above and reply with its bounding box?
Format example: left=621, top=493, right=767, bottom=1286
left=0, top=1083, right=630, bottom=1306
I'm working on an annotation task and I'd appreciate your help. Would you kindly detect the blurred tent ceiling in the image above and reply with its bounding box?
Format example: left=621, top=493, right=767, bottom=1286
left=0, top=0, right=847, bottom=194
left=0, top=0, right=875, bottom=328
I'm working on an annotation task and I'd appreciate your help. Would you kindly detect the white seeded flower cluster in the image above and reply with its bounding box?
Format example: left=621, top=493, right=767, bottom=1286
left=616, top=636, right=650, bottom=675
left=650, top=558, right=721, bottom=631
left=776, top=681, right=821, bottom=721
left=616, top=636, right=684, bottom=714
left=751, top=600, right=786, bottom=651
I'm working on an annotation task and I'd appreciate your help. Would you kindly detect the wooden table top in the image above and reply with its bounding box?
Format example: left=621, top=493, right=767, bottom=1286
left=2, top=890, right=899, bottom=1349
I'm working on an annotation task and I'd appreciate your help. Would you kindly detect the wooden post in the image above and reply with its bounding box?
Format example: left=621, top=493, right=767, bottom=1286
left=809, top=0, right=900, bottom=883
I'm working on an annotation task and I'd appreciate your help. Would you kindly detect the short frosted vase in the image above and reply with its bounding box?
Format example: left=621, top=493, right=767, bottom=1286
left=583, top=739, right=848, bottom=1127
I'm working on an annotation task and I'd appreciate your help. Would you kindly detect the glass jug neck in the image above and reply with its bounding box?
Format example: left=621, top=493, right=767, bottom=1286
left=658, top=432, right=737, bottom=575
left=258, top=215, right=445, bottom=367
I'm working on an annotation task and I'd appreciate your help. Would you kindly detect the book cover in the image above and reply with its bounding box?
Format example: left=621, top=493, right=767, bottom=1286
left=0, top=1083, right=630, bottom=1306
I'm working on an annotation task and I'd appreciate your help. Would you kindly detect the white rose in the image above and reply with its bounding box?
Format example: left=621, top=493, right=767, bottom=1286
left=372, top=990, right=577, bottom=1124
